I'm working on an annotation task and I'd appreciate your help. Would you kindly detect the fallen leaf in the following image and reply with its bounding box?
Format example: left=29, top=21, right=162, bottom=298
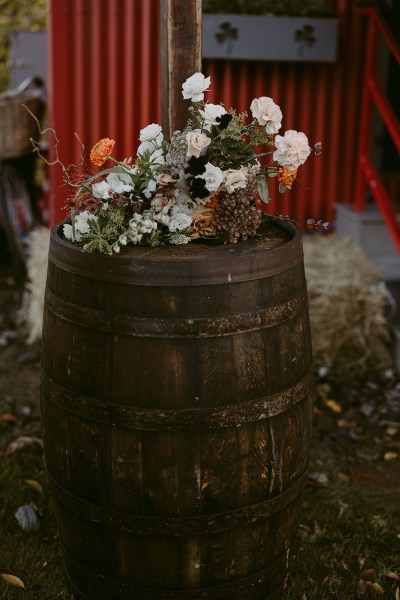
left=384, top=452, right=398, bottom=461
left=0, top=413, right=18, bottom=425
left=396, top=586, right=399, bottom=600
left=358, top=579, right=367, bottom=596
left=386, top=427, right=398, bottom=437
left=24, top=479, right=43, bottom=494
left=358, top=556, right=366, bottom=570
left=325, top=399, right=342, bottom=413
left=360, top=568, right=376, bottom=578
left=0, top=573, right=25, bottom=589
left=370, top=582, right=385, bottom=594
left=337, top=472, right=349, bottom=482
left=385, top=571, right=400, bottom=581
left=4, top=436, right=43, bottom=456
left=308, top=521, right=325, bottom=543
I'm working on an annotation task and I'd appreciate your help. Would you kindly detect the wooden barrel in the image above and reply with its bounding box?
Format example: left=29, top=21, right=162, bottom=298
left=41, top=217, right=313, bottom=600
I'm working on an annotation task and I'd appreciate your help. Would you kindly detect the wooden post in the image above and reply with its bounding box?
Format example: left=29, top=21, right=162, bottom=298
left=160, top=0, right=202, bottom=137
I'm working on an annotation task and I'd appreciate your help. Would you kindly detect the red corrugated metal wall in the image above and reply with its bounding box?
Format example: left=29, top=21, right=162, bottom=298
left=49, top=0, right=366, bottom=227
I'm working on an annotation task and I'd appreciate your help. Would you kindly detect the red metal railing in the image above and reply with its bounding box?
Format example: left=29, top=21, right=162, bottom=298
left=354, top=4, right=400, bottom=251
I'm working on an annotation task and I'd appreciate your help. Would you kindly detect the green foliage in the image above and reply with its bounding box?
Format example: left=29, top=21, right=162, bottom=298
left=202, top=0, right=334, bottom=17
left=0, top=0, right=48, bottom=92
left=207, top=109, right=257, bottom=169
left=81, top=208, right=127, bottom=255
left=0, top=408, right=71, bottom=599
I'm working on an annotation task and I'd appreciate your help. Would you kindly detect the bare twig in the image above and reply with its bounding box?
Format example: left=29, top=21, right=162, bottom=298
left=22, top=103, right=86, bottom=188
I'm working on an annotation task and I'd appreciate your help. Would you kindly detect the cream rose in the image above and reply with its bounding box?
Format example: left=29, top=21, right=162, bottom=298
left=250, top=96, right=282, bottom=134
left=182, top=72, right=211, bottom=102
left=186, top=131, right=211, bottom=158
left=273, top=130, right=311, bottom=170
left=223, top=168, right=248, bottom=193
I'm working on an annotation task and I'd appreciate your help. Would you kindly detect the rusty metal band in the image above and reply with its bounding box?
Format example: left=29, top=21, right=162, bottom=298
left=41, top=370, right=313, bottom=431
left=63, top=548, right=286, bottom=599
left=44, top=287, right=308, bottom=338
left=50, top=217, right=303, bottom=286
left=48, top=471, right=306, bottom=536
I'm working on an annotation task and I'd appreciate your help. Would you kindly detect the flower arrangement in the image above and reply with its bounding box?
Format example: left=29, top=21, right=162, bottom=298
left=59, top=72, right=321, bottom=254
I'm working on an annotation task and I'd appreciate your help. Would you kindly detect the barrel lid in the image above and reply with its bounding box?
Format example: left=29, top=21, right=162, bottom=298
left=49, top=217, right=303, bottom=286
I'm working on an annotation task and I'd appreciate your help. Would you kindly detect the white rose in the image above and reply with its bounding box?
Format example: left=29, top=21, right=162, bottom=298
left=186, top=131, right=211, bottom=158
left=154, top=211, right=171, bottom=226
left=168, top=212, right=192, bottom=232
left=63, top=223, right=80, bottom=242
left=199, top=103, right=227, bottom=130
left=250, top=96, right=282, bottom=134
left=106, top=171, right=134, bottom=194
left=223, top=167, right=248, bottom=193
left=75, top=210, right=98, bottom=234
left=198, top=162, right=223, bottom=193
left=92, top=180, right=111, bottom=199
left=273, top=130, right=311, bottom=170
left=182, top=72, right=211, bottom=102
left=137, top=141, right=158, bottom=156
left=139, top=123, right=163, bottom=144
left=174, top=190, right=195, bottom=213
left=147, top=148, right=165, bottom=174
left=143, top=179, right=157, bottom=198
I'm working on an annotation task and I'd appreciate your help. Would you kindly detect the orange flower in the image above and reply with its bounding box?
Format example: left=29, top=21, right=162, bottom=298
left=206, top=195, right=219, bottom=209
left=90, top=138, right=116, bottom=166
left=277, top=167, right=298, bottom=189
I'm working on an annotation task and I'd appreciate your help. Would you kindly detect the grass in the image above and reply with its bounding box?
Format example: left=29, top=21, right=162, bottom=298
left=0, top=413, right=72, bottom=599
left=283, top=458, right=400, bottom=598
left=1, top=373, right=400, bottom=599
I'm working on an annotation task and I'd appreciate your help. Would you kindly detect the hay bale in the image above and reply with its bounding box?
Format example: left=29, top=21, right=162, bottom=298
left=19, top=226, right=50, bottom=344
left=303, top=234, right=393, bottom=376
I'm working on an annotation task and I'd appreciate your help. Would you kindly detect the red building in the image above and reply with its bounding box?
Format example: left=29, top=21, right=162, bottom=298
left=48, top=0, right=399, bottom=256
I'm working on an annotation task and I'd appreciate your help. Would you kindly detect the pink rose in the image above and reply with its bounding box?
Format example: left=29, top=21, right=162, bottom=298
left=157, top=173, right=175, bottom=186
left=186, top=131, right=211, bottom=158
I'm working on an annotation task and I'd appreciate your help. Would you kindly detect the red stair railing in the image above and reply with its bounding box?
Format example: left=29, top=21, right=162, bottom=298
left=354, top=2, right=400, bottom=251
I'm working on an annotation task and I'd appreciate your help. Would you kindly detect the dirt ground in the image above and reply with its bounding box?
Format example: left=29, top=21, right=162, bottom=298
left=1, top=237, right=400, bottom=599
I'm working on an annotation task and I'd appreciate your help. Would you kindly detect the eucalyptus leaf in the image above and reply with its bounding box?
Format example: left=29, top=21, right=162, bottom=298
left=258, top=175, right=270, bottom=204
